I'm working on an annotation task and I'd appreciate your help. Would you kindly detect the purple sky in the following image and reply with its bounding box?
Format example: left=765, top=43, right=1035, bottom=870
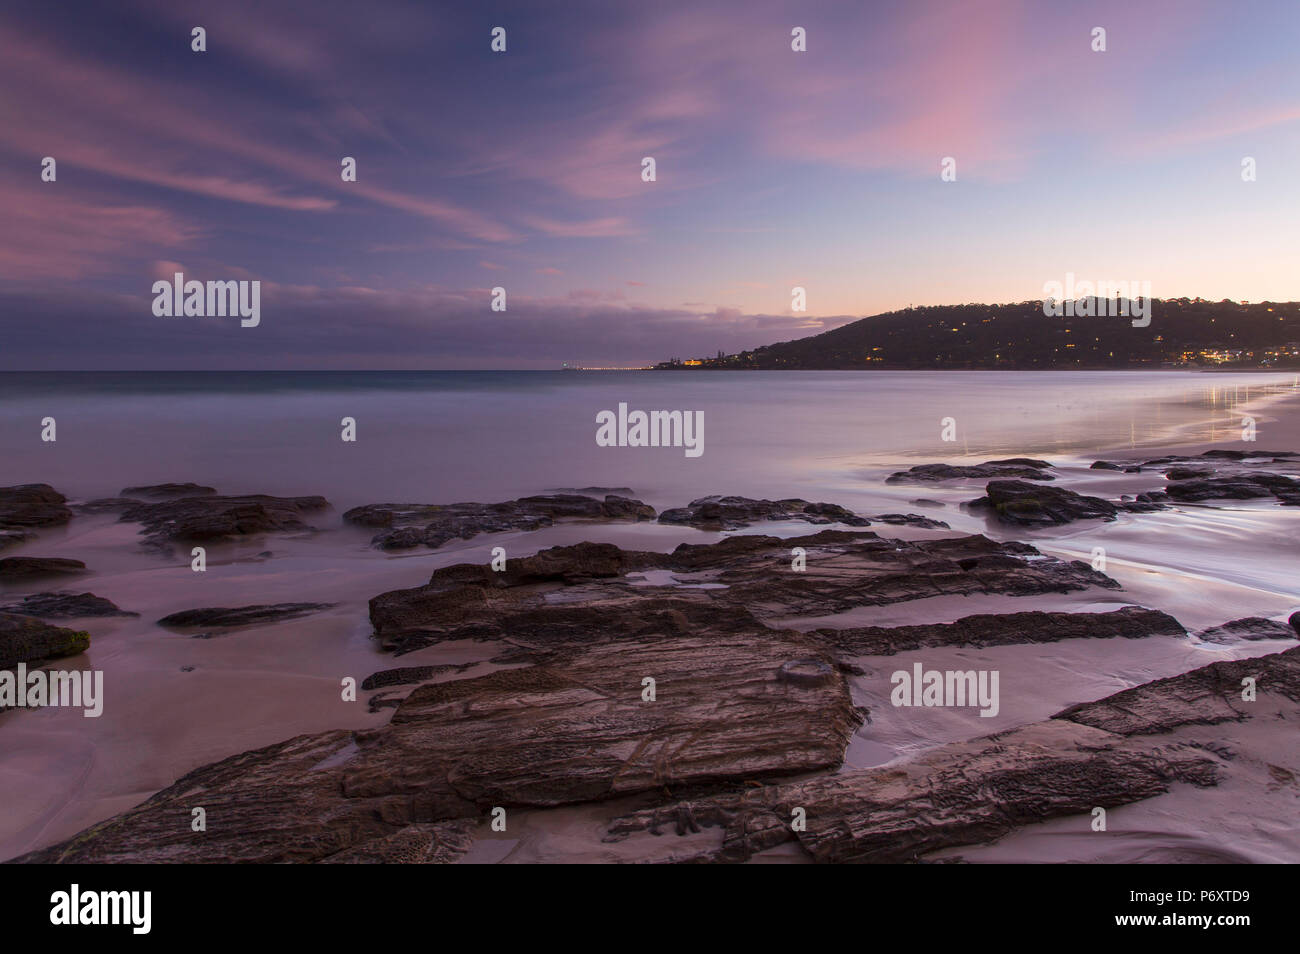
left=2, top=0, right=1298, bottom=368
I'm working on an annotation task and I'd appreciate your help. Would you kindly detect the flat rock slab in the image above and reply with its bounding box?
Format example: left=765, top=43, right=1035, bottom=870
left=603, top=648, right=1300, bottom=862
left=0, top=484, right=73, bottom=529
left=871, top=513, right=950, bottom=529
left=657, top=495, right=869, bottom=530
left=1056, top=645, right=1300, bottom=735
left=0, top=592, right=136, bottom=618
left=812, top=606, right=1186, bottom=656
left=968, top=479, right=1122, bottom=526
left=1163, top=472, right=1300, bottom=504
left=16, top=631, right=859, bottom=863
left=344, top=494, right=655, bottom=550
left=1195, top=616, right=1298, bottom=643
left=119, top=494, right=330, bottom=544
left=0, top=557, right=87, bottom=580
left=603, top=718, right=1219, bottom=863
left=886, top=459, right=1054, bottom=483
left=367, top=532, right=1119, bottom=654
left=156, top=603, right=335, bottom=629
left=0, top=613, right=91, bottom=669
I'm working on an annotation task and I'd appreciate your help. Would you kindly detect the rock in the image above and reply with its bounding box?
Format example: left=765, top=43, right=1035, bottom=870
left=0, top=592, right=136, bottom=618
left=15, top=629, right=860, bottom=863
left=0, top=484, right=72, bottom=528
left=368, top=531, right=1119, bottom=655
left=1193, top=617, right=1298, bottom=643
left=318, top=819, right=477, bottom=864
left=870, top=513, right=950, bottom=529
left=985, top=458, right=1054, bottom=468
left=360, top=663, right=477, bottom=691
left=0, top=557, right=87, bottom=580
left=812, top=606, right=1186, bottom=656
left=1090, top=461, right=1123, bottom=470
left=1056, top=646, right=1300, bottom=735
left=968, top=479, right=1119, bottom=526
left=886, top=460, right=1054, bottom=483
left=0, top=613, right=90, bottom=669
left=156, top=603, right=335, bottom=629
left=119, top=494, right=330, bottom=544
left=1163, top=473, right=1300, bottom=504
left=344, top=494, right=655, bottom=550
left=592, top=494, right=656, bottom=521
left=909, top=498, right=946, bottom=508
left=72, top=498, right=143, bottom=514
left=776, top=658, right=835, bottom=686
left=1118, top=499, right=1169, bottom=513
left=1143, top=450, right=1299, bottom=467
left=657, top=495, right=870, bottom=530
left=603, top=648, right=1299, bottom=863
left=604, top=719, right=1219, bottom=863
left=0, top=530, right=36, bottom=552
left=1165, top=467, right=1214, bottom=480
left=120, top=483, right=217, bottom=499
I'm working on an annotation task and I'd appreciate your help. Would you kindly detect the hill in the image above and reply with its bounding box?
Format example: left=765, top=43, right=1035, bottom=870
left=656, top=299, right=1300, bottom=370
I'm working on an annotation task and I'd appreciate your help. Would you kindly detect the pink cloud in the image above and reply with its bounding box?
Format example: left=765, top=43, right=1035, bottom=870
left=522, top=215, right=637, bottom=238
left=0, top=181, right=198, bottom=280
left=0, top=21, right=512, bottom=240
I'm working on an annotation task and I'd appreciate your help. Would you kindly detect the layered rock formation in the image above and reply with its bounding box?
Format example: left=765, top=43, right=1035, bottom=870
left=119, top=494, right=330, bottom=546
left=602, top=647, right=1297, bottom=862
left=657, top=495, right=870, bottom=530
left=343, top=494, right=655, bottom=550
left=0, top=557, right=87, bottom=580
left=0, top=613, right=91, bottom=669
left=886, top=459, right=1055, bottom=483
left=17, top=628, right=859, bottom=863
left=0, top=592, right=136, bottom=618
left=811, top=606, right=1186, bottom=656
left=0, top=484, right=73, bottom=530
left=968, top=479, right=1121, bottom=526
left=156, top=603, right=335, bottom=630
left=368, top=531, right=1118, bottom=654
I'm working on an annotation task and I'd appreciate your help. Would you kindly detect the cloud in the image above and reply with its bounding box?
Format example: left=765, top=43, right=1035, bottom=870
left=0, top=181, right=199, bottom=279
left=0, top=282, right=855, bottom=369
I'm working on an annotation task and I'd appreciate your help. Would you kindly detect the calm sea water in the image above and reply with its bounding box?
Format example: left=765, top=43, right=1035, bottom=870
left=1, top=370, right=1295, bottom=512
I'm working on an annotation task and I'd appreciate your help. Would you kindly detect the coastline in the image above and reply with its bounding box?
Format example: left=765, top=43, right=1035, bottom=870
left=1, top=373, right=1297, bottom=863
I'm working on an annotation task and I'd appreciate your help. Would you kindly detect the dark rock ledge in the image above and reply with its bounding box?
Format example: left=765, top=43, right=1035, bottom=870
left=156, top=603, right=335, bottom=630
left=0, top=592, right=136, bottom=618
left=368, top=531, right=1119, bottom=655
left=886, top=459, right=1055, bottom=484
left=344, top=494, right=655, bottom=550
left=118, top=494, right=330, bottom=548
left=601, top=646, right=1298, bottom=862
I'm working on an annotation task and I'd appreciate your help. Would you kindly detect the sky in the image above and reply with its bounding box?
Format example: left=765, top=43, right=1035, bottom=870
left=1, top=0, right=1298, bottom=369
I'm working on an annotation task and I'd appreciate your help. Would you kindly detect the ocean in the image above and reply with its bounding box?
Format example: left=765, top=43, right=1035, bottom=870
left=2, top=369, right=1296, bottom=513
